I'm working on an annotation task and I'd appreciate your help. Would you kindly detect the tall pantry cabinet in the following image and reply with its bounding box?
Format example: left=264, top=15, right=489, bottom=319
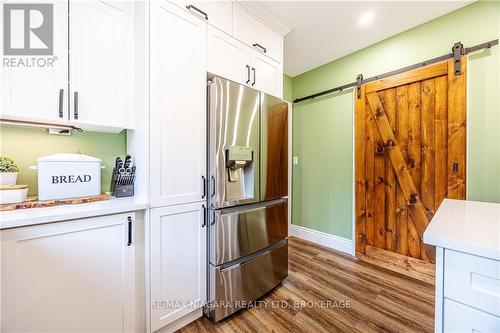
left=149, top=1, right=207, bottom=331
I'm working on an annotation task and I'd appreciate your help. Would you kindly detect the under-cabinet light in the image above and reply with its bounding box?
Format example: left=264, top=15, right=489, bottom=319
left=0, top=119, right=82, bottom=135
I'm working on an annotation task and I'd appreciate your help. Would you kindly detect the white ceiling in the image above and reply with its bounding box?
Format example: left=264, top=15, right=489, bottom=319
left=247, top=1, right=473, bottom=77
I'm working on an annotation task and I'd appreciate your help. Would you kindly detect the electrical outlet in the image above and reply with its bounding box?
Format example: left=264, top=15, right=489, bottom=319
left=293, top=156, right=299, bottom=165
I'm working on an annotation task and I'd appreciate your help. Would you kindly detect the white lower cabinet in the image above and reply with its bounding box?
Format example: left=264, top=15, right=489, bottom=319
left=444, top=298, right=500, bottom=333
left=0, top=213, right=136, bottom=333
left=150, top=202, right=207, bottom=332
left=435, top=248, right=500, bottom=332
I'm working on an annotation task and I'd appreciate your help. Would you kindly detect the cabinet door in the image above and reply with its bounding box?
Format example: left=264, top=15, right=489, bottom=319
left=1, top=1, right=68, bottom=123
left=232, top=4, right=283, bottom=63
left=251, top=50, right=283, bottom=98
left=207, top=25, right=250, bottom=85
left=0, top=213, right=135, bottom=333
left=150, top=0, right=207, bottom=207
left=183, top=1, right=232, bottom=34
left=150, top=203, right=206, bottom=331
left=69, top=0, right=129, bottom=131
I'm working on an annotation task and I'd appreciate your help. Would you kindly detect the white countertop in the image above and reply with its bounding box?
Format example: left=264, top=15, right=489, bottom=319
left=424, top=199, right=500, bottom=260
left=0, top=197, right=148, bottom=230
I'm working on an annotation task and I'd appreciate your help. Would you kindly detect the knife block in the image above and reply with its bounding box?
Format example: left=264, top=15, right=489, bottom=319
left=110, top=169, right=135, bottom=197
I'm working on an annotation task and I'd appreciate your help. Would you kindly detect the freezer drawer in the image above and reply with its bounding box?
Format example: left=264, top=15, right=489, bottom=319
left=207, top=241, right=288, bottom=322
left=210, top=199, right=287, bottom=266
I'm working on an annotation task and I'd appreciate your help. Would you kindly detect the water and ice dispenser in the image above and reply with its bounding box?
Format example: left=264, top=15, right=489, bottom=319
left=225, top=145, right=254, bottom=202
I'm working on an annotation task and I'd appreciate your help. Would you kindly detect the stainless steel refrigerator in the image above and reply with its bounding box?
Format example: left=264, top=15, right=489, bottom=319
left=205, top=77, right=289, bottom=321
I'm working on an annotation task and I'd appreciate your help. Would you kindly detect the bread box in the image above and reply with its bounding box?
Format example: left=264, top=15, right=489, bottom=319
left=35, top=154, right=101, bottom=201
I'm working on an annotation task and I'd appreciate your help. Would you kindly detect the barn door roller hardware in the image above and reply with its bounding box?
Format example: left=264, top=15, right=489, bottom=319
left=356, top=74, right=363, bottom=99
left=293, top=39, right=498, bottom=103
left=453, top=42, right=465, bottom=75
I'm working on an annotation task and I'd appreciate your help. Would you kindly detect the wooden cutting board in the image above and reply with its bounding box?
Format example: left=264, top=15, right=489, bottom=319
left=0, top=194, right=111, bottom=211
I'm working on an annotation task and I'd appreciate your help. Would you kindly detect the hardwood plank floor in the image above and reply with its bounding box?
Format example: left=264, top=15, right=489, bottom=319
left=179, top=236, right=435, bottom=333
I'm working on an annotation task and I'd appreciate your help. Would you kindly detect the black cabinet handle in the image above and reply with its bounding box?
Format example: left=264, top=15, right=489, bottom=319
left=252, top=43, right=267, bottom=53
left=186, top=5, right=208, bottom=20
left=58, top=89, right=64, bottom=118
left=202, top=205, right=206, bottom=227
left=211, top=176, right=216, bottom=197
left=251, top=67, right=256, bottom=86
left=246, top=65, right=250, bottom=84
left=127, top=216, right=133, bottom=246
left=73, top=91, right=79, bottom=120
left=202, top=176, right=206, bottom=198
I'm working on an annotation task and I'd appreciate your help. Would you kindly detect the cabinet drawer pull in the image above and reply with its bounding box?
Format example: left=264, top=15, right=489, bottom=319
left=73, top=91, right=79, bottom=120
left=127, top=216, right=133, bottom=246
left=251, top=67, right=256, bottom=86
left=186, top=5, right=208, bottom=20
left=58, top=89, right=64, bottom=118
left=202, top=205, right=207, bottom=227
left=252, top=43, right=267, bottom=53
left=246, top=65, right=250, bottom=84
left=202, top=176, right=206, bottom=198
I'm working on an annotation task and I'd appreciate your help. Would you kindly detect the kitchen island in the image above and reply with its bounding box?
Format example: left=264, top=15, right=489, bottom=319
left=423, top=199, right=500, bottom=333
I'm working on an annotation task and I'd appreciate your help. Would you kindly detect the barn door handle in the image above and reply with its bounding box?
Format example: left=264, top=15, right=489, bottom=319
left=453, top=162, right=459, bottom=173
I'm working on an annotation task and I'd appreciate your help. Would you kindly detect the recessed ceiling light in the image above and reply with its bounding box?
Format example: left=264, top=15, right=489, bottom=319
left=358, top=11, right=375, bottom=26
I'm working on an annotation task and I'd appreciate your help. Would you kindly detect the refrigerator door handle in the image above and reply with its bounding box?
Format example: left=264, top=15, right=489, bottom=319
left=210, top=176, right=216, bottom=197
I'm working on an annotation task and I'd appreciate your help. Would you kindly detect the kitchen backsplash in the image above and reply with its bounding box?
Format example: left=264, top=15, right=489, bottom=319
left=0, top=125, right=127, bottom=196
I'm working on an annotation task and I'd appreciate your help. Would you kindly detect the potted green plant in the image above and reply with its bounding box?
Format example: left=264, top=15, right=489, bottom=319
left=0, top=156, right=19, bottom=185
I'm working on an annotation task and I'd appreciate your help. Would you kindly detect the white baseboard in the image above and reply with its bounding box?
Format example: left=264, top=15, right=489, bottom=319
left=290, top=225, right=354, bottom=256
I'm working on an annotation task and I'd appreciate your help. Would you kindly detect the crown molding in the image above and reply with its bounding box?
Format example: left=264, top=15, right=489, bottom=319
left=234, top=1, right=293, bottom=36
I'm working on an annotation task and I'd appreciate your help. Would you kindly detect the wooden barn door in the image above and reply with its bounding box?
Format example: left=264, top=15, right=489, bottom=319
left=355, top=58, right=467, bottom=276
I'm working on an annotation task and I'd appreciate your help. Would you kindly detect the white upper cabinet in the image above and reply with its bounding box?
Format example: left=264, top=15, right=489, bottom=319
left=232, top=4, right=283, bottom=63
left=250, top=50, right=283, bottom=98
left=207, top=25, right=250, bottom=84
left=150, top=203, right=206, bottom=331
left=1, top=0, right=132, bottom=132
left=183, top=1, right=232, bottom=34
left=1, top=213, right=136, bottom=333
left=150, top=0, right=207, bottom=208
left=1, top=1, right=68, bottom=123
left=70, top=0, right=130, bottom=131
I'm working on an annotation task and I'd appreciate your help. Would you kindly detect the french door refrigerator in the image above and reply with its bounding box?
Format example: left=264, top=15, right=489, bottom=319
left=205, top=77, right=289, bottom=321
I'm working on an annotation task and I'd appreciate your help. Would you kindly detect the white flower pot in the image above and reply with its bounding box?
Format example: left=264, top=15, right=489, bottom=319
left=0, top=172, right=18, bottom=185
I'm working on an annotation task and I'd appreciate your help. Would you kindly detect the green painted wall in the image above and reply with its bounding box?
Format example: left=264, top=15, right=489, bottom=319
left=291, top=1, right=500, bottom=239
left=0, top=125, right=127, bottom=196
